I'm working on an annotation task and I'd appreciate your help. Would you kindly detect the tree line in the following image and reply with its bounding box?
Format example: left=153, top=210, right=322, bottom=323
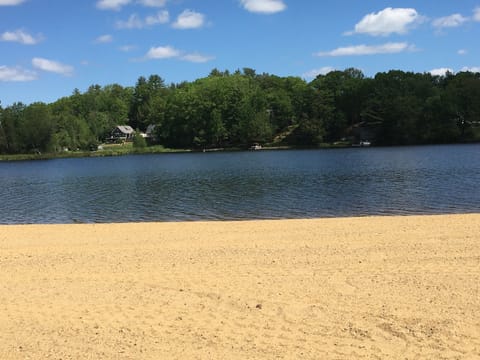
left=1, top=68, right=479, bottom=154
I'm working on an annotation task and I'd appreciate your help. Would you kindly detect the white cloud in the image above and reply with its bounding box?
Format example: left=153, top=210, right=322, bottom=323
left=315, top=42, right=416, bottom=57
left=461, top=66, right=480, bottom=73
left=302, top=67, right=336, bottom=79
left=458, top=49, right=468, bottom=55
left=429, top=68, right=453, bottom=76
left=1, top=29, right=42, bottom=45
left=146, top=10, right=169, bottom=25
left=96, top=0, right=131, bottom=11
left=146, top=46, right=181, bottom=59
left=137, top=0, right=166, bottom=7
left=181, top=53, right=215, bottom=63
left=119, top=45, right=137, bottom=52
left=349, top=7, right=423, bottom=36
left=97, top=0, right=168, bottom=10
left=0, top=65, right=37, bottom=82
left=0, top=0, right=25, bottom=5
left=116, top=11, right=169, bottom=29
left=240, top=0, right=286, bottom=14
left=116, top=14, right=143, bottom=29
left=172, top=9, right=205, bottom=29
left=97, top=0, right=169, bottom=10
left=432, top=14, right=468, bottom=29
left=32, top=57, right=74, bottom=76
left=474, top=7, right=480, bottom=22
left=94, top=34, right=113, bottom=44
left=144, top=45, right=214, bottom=63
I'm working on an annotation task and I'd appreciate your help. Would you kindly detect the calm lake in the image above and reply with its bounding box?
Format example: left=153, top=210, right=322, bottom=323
left=1, top=144, right=479, bottom=224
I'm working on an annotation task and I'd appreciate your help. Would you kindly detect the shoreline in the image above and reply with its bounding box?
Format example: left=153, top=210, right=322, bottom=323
left=1, top=141, right=479, bottom=162
left=1, top=214, right=479, bottom=359
left=1, top=210, right=480, bottom=226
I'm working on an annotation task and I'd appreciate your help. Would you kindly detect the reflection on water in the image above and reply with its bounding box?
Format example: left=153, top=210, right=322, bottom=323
left=1, top=144, right=479, bottom=224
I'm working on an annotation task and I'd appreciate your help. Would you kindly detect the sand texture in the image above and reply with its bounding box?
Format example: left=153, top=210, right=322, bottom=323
left=0, top=214, right=479, bottom=359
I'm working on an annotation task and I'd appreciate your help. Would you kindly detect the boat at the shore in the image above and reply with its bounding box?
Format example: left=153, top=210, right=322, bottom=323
left=352, top=140, right=371, bottom=147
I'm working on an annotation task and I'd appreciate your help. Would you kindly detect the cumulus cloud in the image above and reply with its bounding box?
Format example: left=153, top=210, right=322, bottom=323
left=32, top=57, right=74, bottom=76
left=461, top=66, right=480, bottom=73
left=172, top=9, right=205, bottom=29
left=116, top=11, right=169, bottom=29
left=97, top=0, right=168, bottom=10
left=302, top=67, right=336, bottom=79
left=315, top=42, right=416, bottom=57
left=116, top=14, right=142, bottom=29
left=240, top=0, right=286, bottom=14
left=181, top=53, right=215, bottom=63
left=1, top=29, right=42, bottom=45
left=474, top=7, right=480, bottom=22
left=427, top=67, right=480, bottom=75
left=96, top=0, right=131, bottom=11
left=348, top=7, right=423, bottom=36
left=145, top=46, right=181, bottom=59
left=432, top=14, right=468, bottom=29
left=0, top=0, right=25, bottom=5
left=0, top=65, right=37, bottom=82
left=145, top=45, right=214, bottom=63
left=94, top=34, right=113, bottom=44
left=137, top=0, right=166, bottom=7
left=146, top=11, right=169, bottom=25
left=429, top=68, right=453, bottom=76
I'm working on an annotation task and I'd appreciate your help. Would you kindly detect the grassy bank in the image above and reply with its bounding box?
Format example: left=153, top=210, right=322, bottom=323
left=0, top=141, right=356, bottom=162
left=0, top=144, right=190, bottom=162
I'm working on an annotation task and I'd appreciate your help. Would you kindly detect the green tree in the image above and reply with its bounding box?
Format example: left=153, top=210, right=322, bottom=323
left=21, top=102, right=55, bottom=152
left=444, top=71, right=480, bottom=141
left=0, top=103, right=26, bottom=153
left=2, top=67, right=480, bottom=154
left=129, top=75, right=167, bottom=131
left=133, top=133, right=147, bottom=148
left=310, top=69, right=369, bottom=142
left=52, top=113, right=96, bottom=151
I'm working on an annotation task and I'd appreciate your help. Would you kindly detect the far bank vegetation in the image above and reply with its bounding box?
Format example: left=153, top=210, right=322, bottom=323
left=1, top=68, right=480, bottom=156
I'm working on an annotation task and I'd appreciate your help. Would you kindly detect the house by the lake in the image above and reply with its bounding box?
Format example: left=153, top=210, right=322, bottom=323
left=108, top=125, right=135, bottom=143
left=145, top=124, right=158, bottom=143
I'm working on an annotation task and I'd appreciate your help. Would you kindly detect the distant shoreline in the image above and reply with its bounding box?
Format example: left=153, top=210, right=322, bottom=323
left=0, top=142, right=350, bottom=162
left=3, top=141, right=479, bottom=162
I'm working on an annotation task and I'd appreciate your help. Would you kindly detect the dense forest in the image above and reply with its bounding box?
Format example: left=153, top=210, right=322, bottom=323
left=1, top=68, right=480, bottom=155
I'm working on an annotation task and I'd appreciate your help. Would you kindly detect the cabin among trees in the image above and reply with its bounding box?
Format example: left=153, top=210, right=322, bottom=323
left=109, top=125, right=135, bottom=143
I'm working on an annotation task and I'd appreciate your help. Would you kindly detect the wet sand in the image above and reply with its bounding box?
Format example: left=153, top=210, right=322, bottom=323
left=1, top=214, right=479, bottom=359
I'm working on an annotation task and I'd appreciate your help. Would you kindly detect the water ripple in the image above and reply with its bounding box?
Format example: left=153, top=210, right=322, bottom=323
left=1, top=145, right=480, bottom=224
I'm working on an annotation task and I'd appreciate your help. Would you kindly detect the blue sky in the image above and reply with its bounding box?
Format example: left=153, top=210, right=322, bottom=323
left=1, top=0, right=480, bottom=106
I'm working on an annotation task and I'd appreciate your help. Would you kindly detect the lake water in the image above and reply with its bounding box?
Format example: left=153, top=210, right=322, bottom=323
left=1, top=145, right=479, bottom=224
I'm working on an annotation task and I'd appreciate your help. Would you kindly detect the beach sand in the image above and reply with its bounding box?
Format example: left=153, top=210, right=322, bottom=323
left=0, top=214, right=479, bottom=359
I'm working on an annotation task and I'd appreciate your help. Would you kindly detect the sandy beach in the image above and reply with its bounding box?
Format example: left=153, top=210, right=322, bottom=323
left=0, top=214, right=479, bottom=359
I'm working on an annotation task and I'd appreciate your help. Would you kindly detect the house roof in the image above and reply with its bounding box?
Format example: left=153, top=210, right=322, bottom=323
left=115, top=125, right=135, bottom=134
left=146, top=124, right=156, bottom=135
